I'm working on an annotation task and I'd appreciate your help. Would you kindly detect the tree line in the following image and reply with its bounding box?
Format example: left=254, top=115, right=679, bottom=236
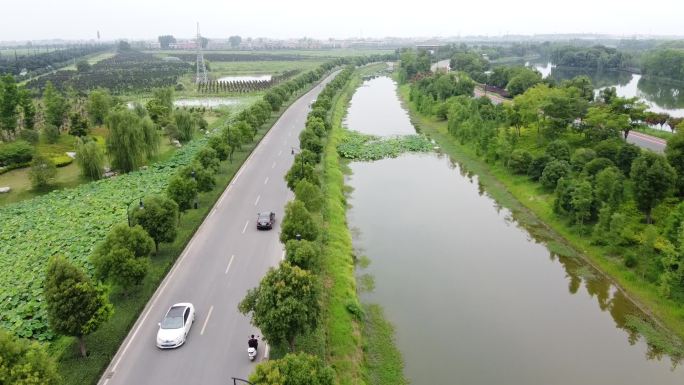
left=407, top=59, right=684, bottom=310
left=0, top=44, right=111, bottom=78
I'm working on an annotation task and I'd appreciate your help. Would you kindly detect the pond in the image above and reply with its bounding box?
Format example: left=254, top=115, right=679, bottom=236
left=216, top=74, right=272, bottom=82
left=345, top=76, right=684, bottom=384
left=532, top=62, right=684, bottom=118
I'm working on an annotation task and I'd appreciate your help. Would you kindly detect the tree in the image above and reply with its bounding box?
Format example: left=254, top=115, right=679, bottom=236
left=594, top=167, right=624, bottom=209
left=19, top=88, right=36, bottom=130
left=630, top=152, right=677, bottom=222
left=68, top=111, right=90, bottom=137
left=615, top=143, right=641, bottom=175
left=285, top=239, right=319, bottom=270
left=75, top=137, right=104, bottom=180
left=583, top=105, right=626, bottom=141
left=146, top=87, right=174, bottom=125
left=0, top=74, right=20, bottom=139
left=179, top=163, right=215, bottom=192
left=294, top=179, right=323, bottom=212
left=249, top=353, right=335, bottom=385
left=44, top=256, right=113, bottom=357
left=43, top=81, right=69, bottom=128
left=506, top=68, right=542, bottom=96
left=76, top=60, right=91, bottom=73
left=130, top=195, right=179, bottom=252
left=106, top=110, right=145, bottom=172
left=195, top=147, right=220, bottom=173
left=228, top=35, right=242, bottom=48
left=280, top=200, right=318, bottom=243
left=539, top=160, right=571, bottom=190
left=86, top=88, right=112, bottom=125
left=239, top=263, right=320, bottom=351
left=29, top=154, right=56, bottom=189
left=0, top=329, right=60, bottom=385
left=158, top=35, right=177, bottom=49
left=571, top=179, right=593, bottom=231
left=166, top=175, right=198, bottom=213
left=666, top=130, right=684, bottom=194
left=140, top=116, right=160, bottom=159
left=285, top=162, right=317, bottom=192
left=208, top=135, right=230, bottom=161
left=174, top=110, right=195, bottom=142
left=91, top=224, right=155, bottom=289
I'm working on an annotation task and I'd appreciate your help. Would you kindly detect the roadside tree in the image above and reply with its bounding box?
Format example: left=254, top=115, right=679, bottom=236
left=249, top=353, right=334, bottom=385
left=130, top=195, right=179, bottom=253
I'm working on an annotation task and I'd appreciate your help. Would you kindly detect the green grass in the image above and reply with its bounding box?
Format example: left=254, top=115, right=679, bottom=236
left=397, top=83, right=684, bottom=347
left=361, top=305, right=407, bottom=385
left=52, top=81, right=322, bottom=385
left=316, top=63, right=407, bottom=385
left=633, top=126, right=673, bottom=140
left=209, top=60, right=325, bottom=75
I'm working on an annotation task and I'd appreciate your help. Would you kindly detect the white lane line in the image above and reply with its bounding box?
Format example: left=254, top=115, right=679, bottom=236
left=242, top=221, right=249, bottom=234
left=254, top=195, right=260, bottom=206
left=225, top=255, right=235, bottom=274
left=200, top=305, right=214, bottom=336
left=272, top=161, right=276, bottom=169
left=278, top=150, right=282, bottom=156
left=264, top=177, right=269, bottom=185
left=264, top=343, right=270, bottom=360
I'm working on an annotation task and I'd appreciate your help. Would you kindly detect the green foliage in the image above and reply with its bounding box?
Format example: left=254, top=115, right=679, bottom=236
left=294, top=180, right=324, bottom=213
left=285, top=162, right=317, bottom=191
left=86, top=89, right=112, bottom=125
left=285, top=239, right=319, bottom=270
left=249, top=353, right=335, bottom=385
left=0, top=140, right=33, bottom=166
left=0, top=329, right=60, bottom=385
left=28, top=154, right=57, bottom=190
left=195, top=147, right=220, bottom=173
left=75, top=137, right=104, bottom=180
left=42, top=124, right=60, bottom=144
left=583, top=157, right=615, bottom=178
left=106, top=109, right=145, bottom=172
left=398, top=50, right=431, bottom=82
left=179, top=162, right=215, bottom=192
left=68, top=112, right=90, bottom=137
left=76, top=60, right=91, bottom=73
left=174, top=110, right=195, bottom=143
left=540, top=160, right=571, bottom=190
left=571, top=179, right=593, bottom=230
left=551, top=45, right=631, bottom=70
left=239, top=263, right=321, bottom=351
left=42, top=81, right=69, bottom=128
left=506, top=67, right=542, bottom=96
left=140, top=117, right=160, bottom=159
left=545, top=140, right=571, bottom=162
left=44, top=256, right=113, bottom=357
left=18, top=129, right=39, bottom=144
left=130, top=195, right=179, bottom=252
left=336, top=131, right=432, bottom=161
left=207, top=135, right=230, bottom=161
left=166, top=174, right=198, bottom=212
left=449, top=51, right=488, bottom=82
left=280, top=200, right=319, bottom=243
left=507, top=149, right=532, bottom=174
left=0, top=74, right=20, bottom=138
left=570, top=148, right=596, bottom=171
left=91, top=224, right=154, bottom=289
left=594, top=167, right=624, bottom=209
left=641, top=49, right=684, bottom=80
left=630, top=152, right=677, bottom=220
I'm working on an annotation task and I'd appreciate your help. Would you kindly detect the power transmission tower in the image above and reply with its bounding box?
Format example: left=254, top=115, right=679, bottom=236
left=196, top=22, right=208, bottom=84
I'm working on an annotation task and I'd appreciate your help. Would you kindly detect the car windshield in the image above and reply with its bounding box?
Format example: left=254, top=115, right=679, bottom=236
left=161, top=316, right=183, bottom=329
left=258, top=213, right=270, bottom=220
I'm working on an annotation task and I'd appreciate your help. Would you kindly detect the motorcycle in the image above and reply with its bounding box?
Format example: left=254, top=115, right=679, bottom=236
left=248, top=335, right=259, bottom=361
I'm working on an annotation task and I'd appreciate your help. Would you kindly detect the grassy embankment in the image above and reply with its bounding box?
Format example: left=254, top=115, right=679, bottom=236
left=397, top=84, right=684, bottom=345
left=53, top=79, right=326, bottom=385
left=318, top=64, right=406, bottom=385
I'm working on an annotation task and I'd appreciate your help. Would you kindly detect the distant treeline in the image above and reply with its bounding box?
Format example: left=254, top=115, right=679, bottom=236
left=0, top=45, right=112, bottom=77
left=550, top=45, right=632, bottom=71
left=169, top=53, right=311, bottom=62
left=26, top=50, right=192, bottom=94
left=641, top=49, right=684, bottom=82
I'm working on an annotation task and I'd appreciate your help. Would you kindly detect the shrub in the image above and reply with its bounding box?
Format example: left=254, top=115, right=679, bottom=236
left=42, top=124, right=60, bottom=144
left=540, top=160, right=571, bottom=190
left=507, top=149, right=532, bottom=174
left=19, top=129, right=39, bottom=144
left=29, top=154, right=57, bottom=189
left=570, top=148, right=596, bottom=171
left=75, top=138, right=104, bottom=180
left=527, top=154, right=551, bottom=181
left=583, top=157, right=615, bottom=177
left=545, top=140, right=571, bottom=162
left=0, top=140, right=33, bottom=166
left=594, top=139, right=622, bottom=163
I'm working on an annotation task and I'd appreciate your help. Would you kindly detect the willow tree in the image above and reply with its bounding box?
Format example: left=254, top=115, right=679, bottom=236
left=76, top=137, right=104, bottom=180
left=106, top=110, right=145, bottom=172
left=174, top=110, right=195, bottom=143
left=140, top=116, right=160, bottom=159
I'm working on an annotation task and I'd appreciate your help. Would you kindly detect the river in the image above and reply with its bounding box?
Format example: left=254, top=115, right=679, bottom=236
left=532, top=62, right=684, bottom=118
left=344, top=75, right=684, bottom=384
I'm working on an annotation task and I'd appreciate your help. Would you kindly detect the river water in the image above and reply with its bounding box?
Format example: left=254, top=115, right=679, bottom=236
left=344, top=76, right=684, bottom=384
left=532, top=62, right=684, bottom=118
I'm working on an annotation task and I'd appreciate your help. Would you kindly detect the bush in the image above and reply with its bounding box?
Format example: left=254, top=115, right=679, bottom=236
left=19, top=129, right=39, bottom=144
left=545, top=140, right=571, bottom=162
left=594, top=139, right=622, bottom=163
left=42, top=124, right=60, bottom=144
left=507, top=149, right=532, bottom=174
left=527, top=154, right=550, bottom=181
left=0, top=140, right=33, bottom=166
left=52, top=155, right=73, bottom=168
left=583, top=157, right=615, bottom=177
left=29, top=154, right=57, bottom=189
left=540, top=160, right=571, bottom=190
left=570, top=148, right=596, bottom=171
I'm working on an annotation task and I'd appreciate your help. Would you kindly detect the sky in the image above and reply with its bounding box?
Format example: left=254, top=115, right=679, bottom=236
left=2, top=0, right=683, bottom=42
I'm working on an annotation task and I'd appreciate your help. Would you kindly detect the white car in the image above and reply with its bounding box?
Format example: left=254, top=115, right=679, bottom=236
left=156, top=303, right=195, bottom=349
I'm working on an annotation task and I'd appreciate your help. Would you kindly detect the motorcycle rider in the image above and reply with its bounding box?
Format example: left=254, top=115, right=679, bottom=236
left=248, top=335, right=258, bottom=351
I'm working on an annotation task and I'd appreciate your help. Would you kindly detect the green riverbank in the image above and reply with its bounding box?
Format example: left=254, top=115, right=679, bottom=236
left=397, top=83, right=684, bottom=351
left=320, top=64, right=407, bottom=384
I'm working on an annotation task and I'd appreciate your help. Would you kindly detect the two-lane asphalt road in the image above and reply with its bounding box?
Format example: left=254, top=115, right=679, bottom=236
left=627, top=130, right=666, bottom=153
left=99, top=72, right=338, bottom=385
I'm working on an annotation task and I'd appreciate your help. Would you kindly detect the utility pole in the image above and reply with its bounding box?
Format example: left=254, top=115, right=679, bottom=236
left=195, top=22, right=208, bottom=84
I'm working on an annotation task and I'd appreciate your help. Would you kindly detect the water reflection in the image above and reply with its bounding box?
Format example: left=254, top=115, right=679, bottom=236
left=533, top=62, right=684, bottom=118
left=346, top=75, right=684, bottom=384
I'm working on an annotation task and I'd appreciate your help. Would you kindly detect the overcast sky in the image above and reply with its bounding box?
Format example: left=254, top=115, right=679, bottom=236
left=2, top=0, right=683, bottom=42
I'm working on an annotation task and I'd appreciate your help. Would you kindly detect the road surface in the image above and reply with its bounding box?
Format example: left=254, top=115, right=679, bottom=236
left=627, top=130, right=666, bottom=153
left=98, top=72, right=338, bottom=385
